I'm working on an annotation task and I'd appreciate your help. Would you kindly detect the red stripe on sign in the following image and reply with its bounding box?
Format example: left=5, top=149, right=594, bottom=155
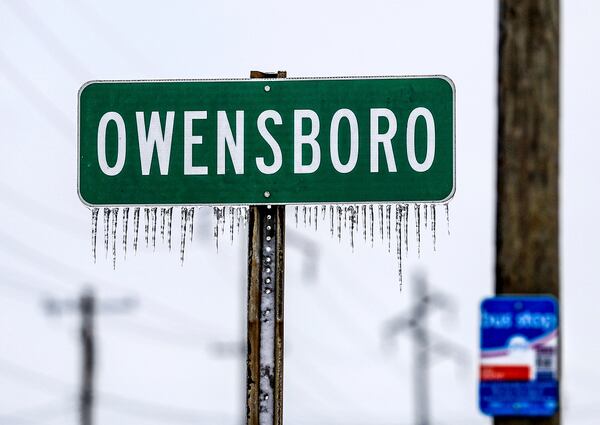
left=480, top=365, right=530, bottom=381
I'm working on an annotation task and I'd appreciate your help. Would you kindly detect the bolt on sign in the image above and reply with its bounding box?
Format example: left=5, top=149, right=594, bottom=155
left=78, top=76, right=455, bottom=206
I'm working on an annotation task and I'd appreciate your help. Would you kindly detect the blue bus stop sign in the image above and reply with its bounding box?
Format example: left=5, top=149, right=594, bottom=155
left=479, top=296, right=559, bottom=416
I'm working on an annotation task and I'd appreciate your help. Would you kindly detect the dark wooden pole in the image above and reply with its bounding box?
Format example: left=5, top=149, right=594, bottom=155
left=413, top=276, right=430, bottom=425
left=79, top=289, right=95, bottom=425
left=496, top=1, right=560, bottom=425
left=246, top=71, right=286, bottom=425
left=45, top=290, right=135, bottom=425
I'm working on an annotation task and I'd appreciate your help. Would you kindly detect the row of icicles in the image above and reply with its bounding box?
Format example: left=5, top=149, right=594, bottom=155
left=90, top=203, right=450, bottom=290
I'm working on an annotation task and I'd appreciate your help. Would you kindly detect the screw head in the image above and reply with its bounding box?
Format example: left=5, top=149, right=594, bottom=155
left=264, top=85, right=271, bottom=92
left=264, top=191, right=271, bottom=198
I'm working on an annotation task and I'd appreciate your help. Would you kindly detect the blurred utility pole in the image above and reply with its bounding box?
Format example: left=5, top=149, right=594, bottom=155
left=45, top=288, right=136, bottom=425
left=496, top=1, right=560, bottom=424
left=383, top=273, right=467, bottom=425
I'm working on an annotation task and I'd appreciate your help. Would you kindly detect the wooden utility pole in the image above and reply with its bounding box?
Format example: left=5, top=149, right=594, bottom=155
left=45, top=289, right=136, bottom=425
left=383, top=273, right=466, bottom=425
left=496, top=1, right=560, bottom=424
left=80, top=289, right=95, bottom=425
left=246, top=70, right=286, bottom=425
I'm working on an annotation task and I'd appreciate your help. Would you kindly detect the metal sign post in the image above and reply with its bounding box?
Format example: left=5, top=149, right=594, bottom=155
left=246, top=71, right=286, bottom=425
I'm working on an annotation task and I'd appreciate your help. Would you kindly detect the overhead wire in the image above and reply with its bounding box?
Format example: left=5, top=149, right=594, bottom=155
left=66, top=0, right=153, bottom=71
left=0, top=356, right=234, bottom=424
left=0, top=50, right=71, bottom=139
left=0, top=264, right=72, bottom=293
left=0, top=181, right=86, bottom=236
left=102, top=317, right=217, bottom=350
left=0, top=261, right=228, bottom=351
left=0, top=224, right=228, bottom=339
left=0, top=268, right=358, bottom=412
left=3, top=0, right=90, bottom=79
left=0, top=396, right=75, bottom=425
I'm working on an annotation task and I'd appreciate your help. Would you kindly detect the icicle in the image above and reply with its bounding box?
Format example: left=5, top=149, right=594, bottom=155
left=151, top=207, right=157, bottom=251
left=233, top=207, right=238, bottom=235
left=303, top=206, right=307, bottom=227
left=415, top=204, right=421, bottom=258
left=386, top=204, right=391, bottom=252
left=314, top=206, right=318, bottom=231
left=369, top=205, right=374, bottom=247
left=230, top=206, right=235, bottom=244
left=424, top=203, right=428, bottom=228
left=167, top=207, right=173, bottom=251
left=444, top=202, right=450, bottom=235
left=349, top=206, right=355, bottom=251
left=431, top=204, right=437, bottom=252
left=103, top=208, right=110, bottom=259
left=329, top=205, right=334, bottom=237
left=355, top=204, right=360, bottom=243
left=378, top=205, right=384, bottom=243
left=220, top=207, right=226, bottom=235
left=213, top=207, right=220, bottom=252
left=295, top=206, right=299, bottom=227
left=403, top=204, right=409, bottom=254
left=321, top=205, right=326, bottom=220
left=91, top=208, right=99, bottom=263
left=144, top=208, right=150, bottom=248
left=343, top=206, right=348, bottom=229
left=337, top=206, right=342, bottom=243
left=180, top=207, right=188, bottom=265
left=188, top=207, right=195, bottom=242
left=236, top=207, right=242, bottom=235
left=308, top=205, right=312, bottom=228
left=160, top=208, right=166, bottom=242
left=396, top=204, right=403, bottom=291
left=111, top=207, right=118, bottom=269
left=122, top=208, right=129, bottom=260
left=133, top=208, right=140, bottom=254
left=362, top=205, right=367, bottom=242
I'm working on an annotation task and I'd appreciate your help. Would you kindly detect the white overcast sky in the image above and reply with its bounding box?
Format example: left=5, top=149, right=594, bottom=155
left=0, top=1, right=599, bottom=424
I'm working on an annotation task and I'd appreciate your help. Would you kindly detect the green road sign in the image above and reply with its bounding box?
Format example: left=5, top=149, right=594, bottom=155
left=78, top=76, right=455, bottom=206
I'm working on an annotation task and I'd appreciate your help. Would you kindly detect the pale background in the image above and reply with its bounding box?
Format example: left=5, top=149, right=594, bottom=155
left=0, top=1, right=598, bottom=424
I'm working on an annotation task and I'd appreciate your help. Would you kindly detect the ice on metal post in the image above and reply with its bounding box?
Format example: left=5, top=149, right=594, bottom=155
left=91, top=208, right=99, bottom=263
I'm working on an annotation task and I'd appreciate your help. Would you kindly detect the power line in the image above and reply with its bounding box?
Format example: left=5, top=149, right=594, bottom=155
left=0, top=264, right=72, bottom=293
left=0, top=397, right=75, bottom=425
left=0, top=242, right=230, bottom=354
left=0, top=356, right=233, bottom=424
left=0, top=356, right=73, bottom=393
left=103, top=317, right=217, bottom=350
left=0, top=180, right=86, bottom=236
left=99, top=395, right=235, bottom=425
left=0, top=254, right=228, bottom=357
left=66, top=0, right=153, bottom=71
left=0, top=228, right=89, bottom=286
left=0, top=409, right=74, bottom=425
left=4, top=0, right=90, bottom=79
left=0, top=263, right=227, bottom=356
left=0, top=50, right=72, bottom=139
left=289, top=354, right=374, bottom=418
left=0, top=227, right=225, bottom=338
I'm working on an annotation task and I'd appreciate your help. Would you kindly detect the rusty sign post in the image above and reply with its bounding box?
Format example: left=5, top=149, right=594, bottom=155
left=246, top=71, right=287, bottom=425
